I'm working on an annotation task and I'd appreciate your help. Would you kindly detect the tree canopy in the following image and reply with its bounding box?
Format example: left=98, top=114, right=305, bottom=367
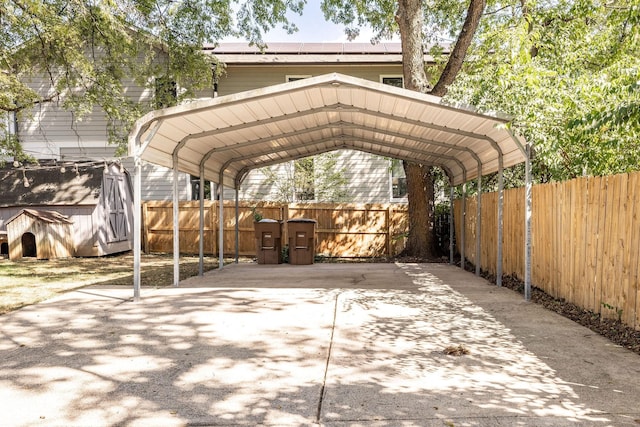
left=443, top=0, right=640, bottom=181
left=323, top=0, right=640, bottom=182
left=0, top=0, right=304, bottom=157
left=3, top=0, right=638, bottom=179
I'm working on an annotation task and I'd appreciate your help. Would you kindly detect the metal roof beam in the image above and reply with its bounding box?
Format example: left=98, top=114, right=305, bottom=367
left=201, top=121, right=480, bottom=168
left=228, top=136, right=466, bottom=180
left=219, top=136, right=461, bottom=172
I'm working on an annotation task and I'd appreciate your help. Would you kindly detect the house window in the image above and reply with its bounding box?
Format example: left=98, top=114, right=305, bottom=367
left=380, top=75, right=404, bottom=88
left=190, top=175, right=212, bottom=200
left=294, top=158, right=315, bottom=201
left=286, top=75, right=312, bottom=82
left=155, top=76, right=177, bottom=108
left=390, top=159, right=407, bottom=200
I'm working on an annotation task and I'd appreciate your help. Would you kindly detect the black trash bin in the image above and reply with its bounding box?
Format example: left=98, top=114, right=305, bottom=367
left=254, top=219, right=283, bottom=264
left=287, top=218, right=317, bottom=265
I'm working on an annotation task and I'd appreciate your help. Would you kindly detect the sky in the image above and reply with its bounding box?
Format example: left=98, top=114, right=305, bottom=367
left=222, top=0, right=398, bottom=43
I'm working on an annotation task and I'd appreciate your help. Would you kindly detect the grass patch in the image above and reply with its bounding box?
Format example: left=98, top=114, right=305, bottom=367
left=0, top=253, right=219, bottom=314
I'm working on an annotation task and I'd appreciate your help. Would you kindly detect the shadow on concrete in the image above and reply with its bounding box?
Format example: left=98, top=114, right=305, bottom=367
left=1, top=262, right=638, bottom=426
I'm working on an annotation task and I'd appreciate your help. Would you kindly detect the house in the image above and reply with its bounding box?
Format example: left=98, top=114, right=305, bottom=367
left=0, top=161, right=134, bottom=257
left=4, top=42, right=444, bottom=204
left=206, top=42, right=442, bottom=203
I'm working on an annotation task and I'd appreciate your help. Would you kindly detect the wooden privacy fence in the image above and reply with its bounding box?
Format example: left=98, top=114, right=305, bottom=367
left=454, top=171, right=640, bottom=331
left=143, top=201, right=408, bottom=258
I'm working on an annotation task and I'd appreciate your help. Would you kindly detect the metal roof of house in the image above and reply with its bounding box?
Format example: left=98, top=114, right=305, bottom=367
left=129, top=73, right=527, bottom=187
left=206, top=42, right=447, bottom=64
left=206, top=42, right=407, bottom=54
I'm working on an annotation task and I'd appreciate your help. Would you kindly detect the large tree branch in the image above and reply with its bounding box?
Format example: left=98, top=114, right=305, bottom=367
left=396, top=0, right=431, bottom=93
left=430, top=0, right=486, bottom=97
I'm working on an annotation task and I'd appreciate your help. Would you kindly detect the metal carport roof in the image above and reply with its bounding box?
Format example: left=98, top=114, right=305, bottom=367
left=128, top=72, right=532, bottom=302
left=129, top=73, right=526, bottom=187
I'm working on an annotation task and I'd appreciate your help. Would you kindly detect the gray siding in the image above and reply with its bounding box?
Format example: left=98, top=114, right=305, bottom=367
left=217, top=64, right=403, bottom=96
left=337, top=150, right=390, bottom=203
left=12, top=54, right=405, bottom=204
left=14, top=64, right=196, bottom=202
left=18, top=76, right=152, bottom=159
left=215, top=65, right=404, bottom=204
left=228, top=150, right=394, bottom=204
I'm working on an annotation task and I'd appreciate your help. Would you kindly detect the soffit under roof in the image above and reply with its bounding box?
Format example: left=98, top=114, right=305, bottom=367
left=129, top=73, right=527, bottom=188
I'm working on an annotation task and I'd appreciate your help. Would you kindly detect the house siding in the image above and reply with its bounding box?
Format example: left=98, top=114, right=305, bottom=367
left=221, top=150, right=392, bottom=204
left=10, top=45, right=411, bottom=205
left=217, top=65, right=403, bottom=96
left=337, top=150, right=390, bottom=202
left=14, top=66, right=194, bottom=202
left=215, top=64, right=404, bottom=204
left=18, top=76, right=151, bottom=152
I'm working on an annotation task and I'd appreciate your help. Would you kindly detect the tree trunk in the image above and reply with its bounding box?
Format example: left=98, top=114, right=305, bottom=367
left=396, top=0, right=486, bottom=258
left=402, top=161, right=436, bottom=257
left=396, top=0, right=435, bottom=258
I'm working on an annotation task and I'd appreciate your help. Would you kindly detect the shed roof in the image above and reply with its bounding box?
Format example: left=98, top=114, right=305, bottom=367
left=6, top=209, right=73, bottom=225
left=0, top=163, right=110, bottom=207
left=129, top=73, right=527, bottom=187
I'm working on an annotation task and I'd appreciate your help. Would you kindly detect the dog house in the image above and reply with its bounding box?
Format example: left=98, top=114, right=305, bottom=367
left=0, top=231, right=8, bottom=257
left=6, top=209, right=74, bottom=260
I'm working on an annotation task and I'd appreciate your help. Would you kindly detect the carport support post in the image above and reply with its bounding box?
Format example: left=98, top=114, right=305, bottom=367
left=475, top=173, right=482, bottom=276
left=449, top=184, right=454, bottom=265
left=133, top=155, right=141, bottom=301
left=198, top=168, right=205, bottom=277
left=218, top=173, right=224, bottom=270
left=235, top=188, right=239, bottom=264
left=497, top=161, right=504, bottom=287
left=524, top=144, right=532, bottom=301
left=172, top=153, right=180, bottom=287
left=505, top=130, right=532, bottom=301
left=460, top=182, right=466, bottom=270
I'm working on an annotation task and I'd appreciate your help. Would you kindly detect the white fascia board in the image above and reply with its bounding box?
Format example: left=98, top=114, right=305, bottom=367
left=212, top=54, right=436, bottom=65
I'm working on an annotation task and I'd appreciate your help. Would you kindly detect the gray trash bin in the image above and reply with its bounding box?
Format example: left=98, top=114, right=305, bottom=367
left=287, top=218, right=317, bottom=265
left=254, top=219, right=283, bottom=264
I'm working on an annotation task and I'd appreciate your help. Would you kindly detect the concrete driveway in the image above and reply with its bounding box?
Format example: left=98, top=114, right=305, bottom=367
left=1, top=262, right=639, bottom=426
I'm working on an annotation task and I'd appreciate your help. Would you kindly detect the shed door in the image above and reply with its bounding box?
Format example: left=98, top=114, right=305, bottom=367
left=104, top=175, right=128, bottom=242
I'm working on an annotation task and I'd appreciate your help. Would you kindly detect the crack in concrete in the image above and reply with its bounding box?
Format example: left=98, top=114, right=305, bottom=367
left=316, top=291, right=340, bottom=423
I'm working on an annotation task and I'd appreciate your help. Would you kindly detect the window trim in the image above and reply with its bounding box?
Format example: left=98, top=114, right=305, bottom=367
left=380, top=74, right=404, bottom=88
left=389, top=158, right=408, bottom=202
left=286, top=75, right=312, bottom=82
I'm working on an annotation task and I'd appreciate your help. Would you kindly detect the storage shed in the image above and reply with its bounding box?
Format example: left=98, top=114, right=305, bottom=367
left=0, top=162, right=134, bottom=257
left=6, top=209, right=74, bottom=260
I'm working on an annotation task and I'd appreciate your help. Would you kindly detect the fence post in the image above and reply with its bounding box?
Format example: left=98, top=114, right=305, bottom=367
left=142, top=201, right=149, bottom=254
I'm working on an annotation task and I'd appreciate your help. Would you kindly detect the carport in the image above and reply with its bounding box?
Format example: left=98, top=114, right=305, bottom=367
left=128, top=73, right=531, bottom=300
